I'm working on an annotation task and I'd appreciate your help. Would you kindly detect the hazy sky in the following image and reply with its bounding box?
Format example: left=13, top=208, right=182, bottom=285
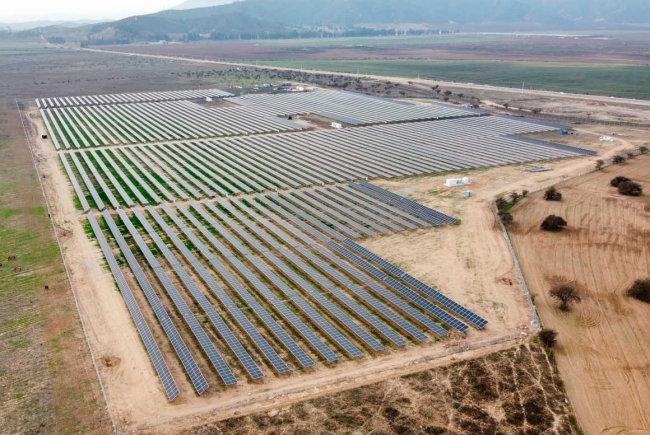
left=0, top=0, right=180, bottom=23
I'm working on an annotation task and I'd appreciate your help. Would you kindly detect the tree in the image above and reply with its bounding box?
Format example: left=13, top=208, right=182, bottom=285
left=444, top=90, right=452, bottom=96
left=627, top=152, right=636, bottom=160
left=595, top=159, right=605, bottom=170
left=544, top=186, right=562, bottom=201
left=613, top=155, right=626, bottom=164
left=531, top=108, right=542, bottom=114
left=618, top=181, right=643, bottom=196
left=499, top=211, right=514, bottom=226
left=541, top=215, right=567, bottom=232
left=538, top=329, right=558, bottom=348
left=522, top=190, right=529, bottom=197
left=495, top=197, right=509, bottom=211
left=639, top=146, right=648, bottom=154
left=610, top=176, right=631, bottom=187
left=503, top=103, right=509, bottom=109
left=550, top=285, right=581, bottom=311
left=627, top=279, right=650, bottom=304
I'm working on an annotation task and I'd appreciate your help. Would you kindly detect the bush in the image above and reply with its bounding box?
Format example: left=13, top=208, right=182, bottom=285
left=640, top=146, right=648, bottom=154
left=613, top=155, right=626, bottom=164
left=541, top=215, right=567, bottom=232
left=544, top=186, right=562, bottom=201
left=627, top=279, right=650, bottom=303
left=550, top=285, right=581, bottom=311
left=618, top=181, right=643, bottom=196
left=538, top=329, right=558, bottom=348
left=522, top=190, right=529, bottom=197
left=510, top=191, right=521, bottom=203
left=499, top=211, right=514, bottom=226
left=495, top=197, right=509, bottom=211
left=610, top=176, right=631, bottom=187
left=595, top=159, right=605, bottom=170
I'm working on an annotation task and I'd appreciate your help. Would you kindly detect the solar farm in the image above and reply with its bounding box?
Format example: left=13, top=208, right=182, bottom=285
left=36, top=88, right=596, bottom=404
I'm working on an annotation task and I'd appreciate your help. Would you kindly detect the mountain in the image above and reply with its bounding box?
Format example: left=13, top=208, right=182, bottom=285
left=9, top=0, right=650, bottom=42
left=172, top=0, right=241, bottom=10
left=154, top=0, right=650, bottom=27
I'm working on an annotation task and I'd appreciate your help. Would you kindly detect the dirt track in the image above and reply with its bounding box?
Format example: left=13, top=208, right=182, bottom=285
left=510, top=157, right=650, bottom=434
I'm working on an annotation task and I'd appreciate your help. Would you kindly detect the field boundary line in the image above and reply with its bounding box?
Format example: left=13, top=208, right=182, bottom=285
left=14, top=99, right=118, bottom=435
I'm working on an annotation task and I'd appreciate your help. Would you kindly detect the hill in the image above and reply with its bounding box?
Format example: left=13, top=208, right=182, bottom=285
left=8, top=0, right=650, bottom=43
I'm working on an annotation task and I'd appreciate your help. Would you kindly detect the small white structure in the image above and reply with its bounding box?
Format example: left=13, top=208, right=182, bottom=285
left=331, top=122, right=343, bottom=129
left=205, top=97, right=213, bottom=102
left=599, top=136, right=614, bottom=142
left=445, top=177, right=471, bottom=187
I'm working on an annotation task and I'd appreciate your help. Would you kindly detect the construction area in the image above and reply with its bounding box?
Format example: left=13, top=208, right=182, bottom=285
left=23, top=86, right=621, bottom=432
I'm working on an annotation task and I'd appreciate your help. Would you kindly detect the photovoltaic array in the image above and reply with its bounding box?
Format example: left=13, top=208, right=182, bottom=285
left=37, top=88, right=596, bottom=400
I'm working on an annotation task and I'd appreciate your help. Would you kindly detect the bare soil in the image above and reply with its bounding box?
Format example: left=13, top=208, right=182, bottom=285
left=509, top=156, right=650, bottom=434
left=102, top=32, right=650, bottom=65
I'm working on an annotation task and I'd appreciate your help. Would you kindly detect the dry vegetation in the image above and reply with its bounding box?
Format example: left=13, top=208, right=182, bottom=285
left=184, top=342, right=580, bottom=435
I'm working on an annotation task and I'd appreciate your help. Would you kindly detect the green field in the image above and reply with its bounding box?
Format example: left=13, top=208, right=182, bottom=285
left=249, top=34, right=492, bottom=47
left=258, top=59, right=650, bottom=98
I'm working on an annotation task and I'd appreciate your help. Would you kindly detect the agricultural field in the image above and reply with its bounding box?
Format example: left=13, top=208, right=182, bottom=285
left=510, top=157, right=650, bottom=434
left=256, top=59, right=650, bottom=99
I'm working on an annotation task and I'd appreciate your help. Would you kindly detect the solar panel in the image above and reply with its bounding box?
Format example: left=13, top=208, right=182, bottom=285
left=214, top=199, right=364, bottom=358
left=159, top=204, right=289, bottom=375
left=342, top=238, right=488, bottom=329
left=176, top=203, right=313, bottom=368
left=349, top=182, right=445, bottom=226
left=104, top=210, right=209, bottom=395
left=68, top=152, right=105, bottom=211
left=360, top=180, right=458, bottom=224
left=130, top=209, right=237, bottom=386
left=87, top=213, right=179, bottom=401
left=59, top=154, right=90, bottom=212
left=327, top=241, right=468, bottom=333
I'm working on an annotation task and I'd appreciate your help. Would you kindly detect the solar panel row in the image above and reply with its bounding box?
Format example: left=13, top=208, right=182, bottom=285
left=104, top=210, right=209, bottom=395
left=43, top=101, right=303, bottom=147
left=87, top=213, right=180, bottom=401
left=37, top=88, right=232, bottom=108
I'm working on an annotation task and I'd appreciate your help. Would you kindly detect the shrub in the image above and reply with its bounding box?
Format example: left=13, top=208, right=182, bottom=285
left=612, top=155, right=626, bottom=164
left=550, top=285, right=581, bottom=311
left=627, top=279, right=650, bottom=303
left=544, top=186, right=562, bottom=201
left=618, top=181, right=643, bottom=196
left=541, top=215, right=567, bottom=232
left=627, top=152, right=636, bottom=160
left=610, top=176, right=631, bottom=187
left=595, top=159, right=605, bottom=170
left=495, top=197, right=509, bottom=211
left=640, top=146, right=648, bottom=154
left=538, top=329, right=558, bottom=348
left=499, top=211, right=514, bottom=226
left=510, top=191, right=521, bottom=203
left=522, top=190, right=529, bottom=197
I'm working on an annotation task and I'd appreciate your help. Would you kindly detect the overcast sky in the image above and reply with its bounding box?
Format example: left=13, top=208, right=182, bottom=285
left=0, top=0, right=180, bottom=23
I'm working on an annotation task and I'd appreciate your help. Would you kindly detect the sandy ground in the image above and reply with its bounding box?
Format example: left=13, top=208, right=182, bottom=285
left=509, top=156, right=650, bottom=435
left=27, top=98, right=648, bottom=433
